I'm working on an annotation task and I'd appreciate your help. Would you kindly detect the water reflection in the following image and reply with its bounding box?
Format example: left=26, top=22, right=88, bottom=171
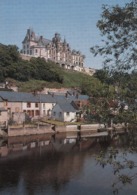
left=0, top=133, right=136, bottom=195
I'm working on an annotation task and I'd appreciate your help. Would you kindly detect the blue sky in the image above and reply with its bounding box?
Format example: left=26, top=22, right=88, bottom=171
left=0, top=0, right=129, bottom=69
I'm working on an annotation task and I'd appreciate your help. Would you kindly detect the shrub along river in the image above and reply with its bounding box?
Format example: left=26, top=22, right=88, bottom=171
left=0, top=133, right=137, bottom=195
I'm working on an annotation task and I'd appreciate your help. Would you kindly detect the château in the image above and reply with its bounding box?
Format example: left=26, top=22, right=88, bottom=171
left=21, top=28, right=85, bottom=72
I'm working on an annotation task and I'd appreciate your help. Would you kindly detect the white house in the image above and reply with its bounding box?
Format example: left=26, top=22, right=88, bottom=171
left=51, top=99, right=79, bottom=122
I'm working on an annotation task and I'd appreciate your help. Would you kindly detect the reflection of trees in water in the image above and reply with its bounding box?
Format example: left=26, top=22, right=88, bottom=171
left=95, top=134, right=137, bottom=194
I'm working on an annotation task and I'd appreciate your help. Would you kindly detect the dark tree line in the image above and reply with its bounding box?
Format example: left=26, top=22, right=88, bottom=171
left=0, top=43, right=63, bottom=83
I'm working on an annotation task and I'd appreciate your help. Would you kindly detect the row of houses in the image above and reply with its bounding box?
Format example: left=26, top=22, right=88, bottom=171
left=0, top=91, right=89, bottom=127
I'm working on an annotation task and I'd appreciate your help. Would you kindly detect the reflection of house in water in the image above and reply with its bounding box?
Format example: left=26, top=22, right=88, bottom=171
left=0, top=133, right=76, bottom=158
left=51, top=135, right=77, bottom=152
left=0, top=134, right=89, bottom=194
left=0, top=132, right=99, bottom=159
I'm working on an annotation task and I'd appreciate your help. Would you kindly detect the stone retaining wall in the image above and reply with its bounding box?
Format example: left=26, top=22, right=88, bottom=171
left=55, top=125, right=66, bottom=132
left=66, top=125, right=78, bottom=131
left=80, top=124, right=99, bottom=131
left=8, top=125, right=53, bottom=137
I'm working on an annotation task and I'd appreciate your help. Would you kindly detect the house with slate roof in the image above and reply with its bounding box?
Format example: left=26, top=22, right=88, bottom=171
left=51, top=99, right=79, bottom=122
left=51, top=94, right=89, bottom=122
left=0, top=91, right=56, bottom=123
left=53, top=93, right=89, bottom=110
left=0, top=90, right=89, bottom=123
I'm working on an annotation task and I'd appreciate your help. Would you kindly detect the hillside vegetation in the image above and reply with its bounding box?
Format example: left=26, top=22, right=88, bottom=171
left=0, top=43, right=101, bottom=94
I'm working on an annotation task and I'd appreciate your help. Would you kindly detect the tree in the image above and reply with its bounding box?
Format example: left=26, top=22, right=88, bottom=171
left=90, top=0, right=137, bottom=124
left=90, top=0, right=137, bottom=72
left=90, top=1, right=137, bottom=193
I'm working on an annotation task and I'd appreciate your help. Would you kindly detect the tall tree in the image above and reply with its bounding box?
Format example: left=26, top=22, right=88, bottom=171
left=91, top=1, right=137, bottom=192
left=91, top=0, right=137, bottom=72
left=90, top=0, right=137, bottom=122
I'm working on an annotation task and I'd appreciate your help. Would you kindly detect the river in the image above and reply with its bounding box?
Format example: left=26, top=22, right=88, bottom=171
left=0, top=133, right=137, bottom=195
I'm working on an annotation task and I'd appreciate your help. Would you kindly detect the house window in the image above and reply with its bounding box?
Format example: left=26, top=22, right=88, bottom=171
left=35, top=103, right=39, bottom=108
left=27, top=102, right=31, bottom=108
left=66, top=112, right=70, bottom=116
left=35, top=110, right=40, bottom=116
left=53, top=112, right=56, bottom=116
left=43, top=103, right=45, bottom=109
left=59, top=112, right=62, bottom=117
left=4, top=101, right=8, bottom=106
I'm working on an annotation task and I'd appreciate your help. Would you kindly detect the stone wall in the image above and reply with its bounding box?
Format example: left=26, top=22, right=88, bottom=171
left=8, top=125, right=53, bottom=137
left=66, top=125, right=78, bottom=131
left=80, top=124, right=101, bottom=131
left=55, top=125, right=66, bottom=133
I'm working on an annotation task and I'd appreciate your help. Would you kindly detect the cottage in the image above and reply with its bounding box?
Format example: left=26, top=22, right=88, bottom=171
left=51, top=95, right=79, bottom=122
left=51, top=103, right=78, bottom=122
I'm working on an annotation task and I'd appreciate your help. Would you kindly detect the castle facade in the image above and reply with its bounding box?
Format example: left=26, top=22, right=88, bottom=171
left=21, top=29, right=85, bottom=71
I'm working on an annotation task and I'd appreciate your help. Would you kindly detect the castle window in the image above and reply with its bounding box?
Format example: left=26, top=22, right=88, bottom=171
left=35, top=49, right=37, bottom=53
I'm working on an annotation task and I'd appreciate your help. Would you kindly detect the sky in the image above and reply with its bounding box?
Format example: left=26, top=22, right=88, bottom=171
left=0, top=0, right=130, bottom=69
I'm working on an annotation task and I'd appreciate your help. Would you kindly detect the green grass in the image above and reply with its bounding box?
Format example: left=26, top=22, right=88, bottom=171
left=16, top=69, right=93, bottom=92
left=62, top=70, right=89, bottom=87
left=41, top=119, right=84, bottom=126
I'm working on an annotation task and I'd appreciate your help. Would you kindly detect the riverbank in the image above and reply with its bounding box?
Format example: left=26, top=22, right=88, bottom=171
left=4, top=122, right=127, bottom=139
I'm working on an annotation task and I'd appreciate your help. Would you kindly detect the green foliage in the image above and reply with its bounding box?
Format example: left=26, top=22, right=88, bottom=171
left=0, top=44, right=64, bottom=83
left=91, top=0, right=137, bottom=72
left=91, top=1, right=137, bottom=193
left=95, top=146, right=137, bottom=194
